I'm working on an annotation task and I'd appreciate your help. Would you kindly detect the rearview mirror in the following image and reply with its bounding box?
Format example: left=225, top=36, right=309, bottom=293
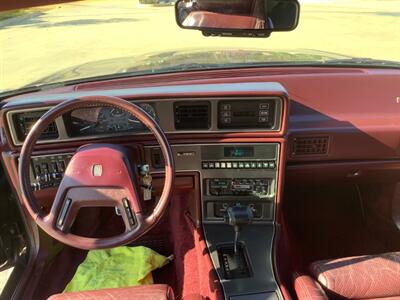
left=175, top=0, right=300, bottom=37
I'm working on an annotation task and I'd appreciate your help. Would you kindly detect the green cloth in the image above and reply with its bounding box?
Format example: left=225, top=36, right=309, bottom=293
left=64, top=246, right=170, bottom=292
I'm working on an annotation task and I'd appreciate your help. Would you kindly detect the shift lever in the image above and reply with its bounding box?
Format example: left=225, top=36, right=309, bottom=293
left=224, top=206, right=254, bottom=254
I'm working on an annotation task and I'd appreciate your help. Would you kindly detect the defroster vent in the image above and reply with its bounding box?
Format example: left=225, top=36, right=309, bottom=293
left=292, top=136, right=329, bottom=156
left=174, top=101, right=211, bottom=130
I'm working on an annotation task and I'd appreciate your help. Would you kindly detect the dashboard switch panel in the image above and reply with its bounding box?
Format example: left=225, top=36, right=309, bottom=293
left=202, top=160, right=275, bottom=170
left=218, top=99, right=275, bottom=129
left=30, top=154, right=72, bottom=190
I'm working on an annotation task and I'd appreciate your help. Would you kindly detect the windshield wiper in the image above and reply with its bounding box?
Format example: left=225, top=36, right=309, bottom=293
left=322, top=57, right=400, bottom=67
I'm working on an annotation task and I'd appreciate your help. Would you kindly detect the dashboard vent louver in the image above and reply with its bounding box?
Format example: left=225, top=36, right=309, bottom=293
left=174, top=102, right=211, bottom=130
left=292, top=136, right=329, bottom=156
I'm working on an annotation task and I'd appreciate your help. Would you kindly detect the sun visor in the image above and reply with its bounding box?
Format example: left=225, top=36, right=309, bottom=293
left=0, top=0, right=78, bottom=12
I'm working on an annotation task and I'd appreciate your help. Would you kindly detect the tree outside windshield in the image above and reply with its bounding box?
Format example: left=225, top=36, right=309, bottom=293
left=0, top=0, right=399, bottom=92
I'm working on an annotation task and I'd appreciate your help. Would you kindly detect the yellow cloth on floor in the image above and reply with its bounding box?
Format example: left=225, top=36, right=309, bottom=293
left=64, top=246, right=169, bottom=292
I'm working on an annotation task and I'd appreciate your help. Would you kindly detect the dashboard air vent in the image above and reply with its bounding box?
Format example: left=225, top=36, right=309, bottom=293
left=292, top=136, right=329, bottom=156
left=174, top=102, right=211, bottom=130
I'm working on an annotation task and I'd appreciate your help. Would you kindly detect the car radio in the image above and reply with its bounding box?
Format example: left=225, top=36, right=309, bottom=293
left=206, top=178, right=273, bottom=197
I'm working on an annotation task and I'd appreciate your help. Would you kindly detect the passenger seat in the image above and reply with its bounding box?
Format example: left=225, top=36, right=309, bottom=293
left=294, top=252, right=400, bottom=299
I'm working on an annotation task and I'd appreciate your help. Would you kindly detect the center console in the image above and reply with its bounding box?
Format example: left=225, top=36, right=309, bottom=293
left=201, top=144, right=279, bottom=223
left=200, top=144, right=281, bottom=300
left=146, top=142, right=283, bottom=300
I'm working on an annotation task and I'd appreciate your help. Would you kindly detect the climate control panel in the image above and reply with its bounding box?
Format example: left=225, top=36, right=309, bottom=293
left=30, top=154, right=72, bottom=190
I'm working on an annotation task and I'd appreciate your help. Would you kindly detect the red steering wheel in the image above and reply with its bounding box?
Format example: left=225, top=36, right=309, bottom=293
left=18, top=96, right=175, bottom=250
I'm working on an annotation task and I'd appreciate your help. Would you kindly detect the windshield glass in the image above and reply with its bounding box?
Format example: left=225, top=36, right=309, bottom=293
left=1, top=0, right=399, bottom=93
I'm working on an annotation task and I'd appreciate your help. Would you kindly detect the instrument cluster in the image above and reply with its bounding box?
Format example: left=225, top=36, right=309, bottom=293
left=63, top=103, right=157, bottom=137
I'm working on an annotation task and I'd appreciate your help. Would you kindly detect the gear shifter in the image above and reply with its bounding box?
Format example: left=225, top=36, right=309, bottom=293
left=224, top=205, right=254, bottom=254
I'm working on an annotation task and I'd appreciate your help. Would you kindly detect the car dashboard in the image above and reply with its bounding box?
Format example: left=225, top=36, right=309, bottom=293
left=1, top=66, right=400, bottom=300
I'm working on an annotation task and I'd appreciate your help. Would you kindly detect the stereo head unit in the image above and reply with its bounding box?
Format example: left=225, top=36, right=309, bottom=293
left=218, top=99, right=275, bottom=129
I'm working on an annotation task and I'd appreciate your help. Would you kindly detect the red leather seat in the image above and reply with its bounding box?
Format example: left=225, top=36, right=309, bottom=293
left=293, top=273, right=329, bottom=300
left=48, top=284, right=174, bottom=300
left=294, top=252, right=400, bottom=300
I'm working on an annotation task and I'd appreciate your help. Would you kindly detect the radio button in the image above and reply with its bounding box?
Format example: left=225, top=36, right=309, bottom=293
left=259, top=117, right=268, bottom=123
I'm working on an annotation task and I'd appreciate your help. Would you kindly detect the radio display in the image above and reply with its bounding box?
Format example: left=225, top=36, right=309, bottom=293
left=224, top=146, right=254, bottom=158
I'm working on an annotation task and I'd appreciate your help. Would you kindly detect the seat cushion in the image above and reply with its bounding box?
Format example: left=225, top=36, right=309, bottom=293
left=48, top=284, right=174, bottom=300
left=293, top=273, right=328, bottom=300
left=310, top=252, right=400, bottom=299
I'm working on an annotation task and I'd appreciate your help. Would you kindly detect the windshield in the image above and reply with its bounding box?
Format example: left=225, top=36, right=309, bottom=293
left=1, top=0, right=399, bottom=93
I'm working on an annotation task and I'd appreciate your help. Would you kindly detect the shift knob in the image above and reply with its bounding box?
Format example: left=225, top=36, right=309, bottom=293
left=224, top=206, right=254, bottom=228
left=224, top=206, right=253, bottom=254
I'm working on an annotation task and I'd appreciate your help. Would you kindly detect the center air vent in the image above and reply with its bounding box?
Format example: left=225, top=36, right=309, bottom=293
left=291, top=136, right=330, bottom=156
left=174, top=101, right=211, bottom=130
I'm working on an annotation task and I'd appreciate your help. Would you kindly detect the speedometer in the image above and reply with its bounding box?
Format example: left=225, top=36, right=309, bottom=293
left=64, top=103, right=158, bottom=137
left=139, top=103, right=157, bottom=120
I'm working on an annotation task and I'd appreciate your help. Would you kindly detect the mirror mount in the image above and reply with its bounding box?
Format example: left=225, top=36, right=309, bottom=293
left=202, top=30, right=271, bottom=38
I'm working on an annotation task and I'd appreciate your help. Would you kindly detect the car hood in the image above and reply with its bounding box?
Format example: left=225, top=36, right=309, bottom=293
left=29, top=48, right=351, bottom=87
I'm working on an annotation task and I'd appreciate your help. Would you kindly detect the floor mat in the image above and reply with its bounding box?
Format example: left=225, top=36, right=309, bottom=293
left=285, top=184, right=388, bottom=270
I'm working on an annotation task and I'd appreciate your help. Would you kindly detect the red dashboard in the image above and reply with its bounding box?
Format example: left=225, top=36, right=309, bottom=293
left=1, top=66, right=399, bottom=210
left=1, top=66, right=400, bottom=300
left=2, top=66, right=399, bottom=159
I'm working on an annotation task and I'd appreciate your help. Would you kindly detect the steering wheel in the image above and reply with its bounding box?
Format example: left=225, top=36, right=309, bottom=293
left=18, top=96, right=175, bottom=250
